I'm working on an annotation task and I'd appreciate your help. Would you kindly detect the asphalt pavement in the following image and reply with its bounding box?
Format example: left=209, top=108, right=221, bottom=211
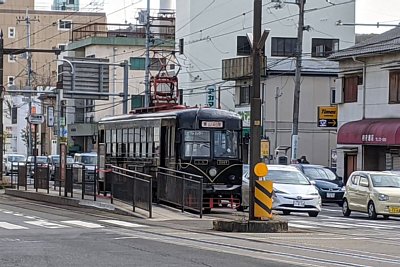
left=1, top=191, right=400, bottom=267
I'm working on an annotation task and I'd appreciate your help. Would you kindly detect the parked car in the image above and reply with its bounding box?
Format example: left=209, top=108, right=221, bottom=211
left=48, top=155, right=74, bottom=180
left=26, top=156, right=49, bottom=178
left=342, top=171, right=400, bottom=219
left=3, top=154, right=26, bottom=175
left=242, top=164, right=322, bottom=217
left=73, top=152, right=98, bottom=183
left=292, top=164, right=345, bottom=206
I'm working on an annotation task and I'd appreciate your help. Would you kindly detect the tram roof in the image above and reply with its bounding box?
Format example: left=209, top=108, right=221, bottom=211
left=98, top=108, right=241, bottom=123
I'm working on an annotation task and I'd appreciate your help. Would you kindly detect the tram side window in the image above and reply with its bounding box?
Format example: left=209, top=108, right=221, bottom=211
left=184, top=130, right=210, bottom=157
left=147, top=128, right=153, bottom=158
left=214, top=131, right=239, bottom=158
left=112, top=129, right=117, bottom=157
left=122, top=129, right=128, bottom=156
left=170, top=127, right=175, bottom=158
left=141, top=127, right=147, bottom=158
left=134, top=128, right=140, bottom=157
left=117, top=129, right=122, bottom=156
left=154, top=127, right=160, bottom=157
left=128, top=128, right=134, bottom=157
left=105, top=130, right=111, bottom=154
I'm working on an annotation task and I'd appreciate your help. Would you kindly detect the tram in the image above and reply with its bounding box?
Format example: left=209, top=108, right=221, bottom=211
left=97, top=107, right=243, bottom=210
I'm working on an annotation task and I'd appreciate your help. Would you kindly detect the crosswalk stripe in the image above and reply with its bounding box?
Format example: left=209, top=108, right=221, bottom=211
left=291, top=220, right=350, bottom=229
left=25, top=220, right=70, bottom=229
left=98, top=220, right=147, bottom=228
left=288, top=222, right=318, bottom=229
left=61, top=220, right=104, bottom=228
left=0, top=222, right=28, bottom=230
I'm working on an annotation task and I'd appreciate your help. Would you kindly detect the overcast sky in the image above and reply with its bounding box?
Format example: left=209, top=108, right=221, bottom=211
left=35, top=0, right=400, bottom=34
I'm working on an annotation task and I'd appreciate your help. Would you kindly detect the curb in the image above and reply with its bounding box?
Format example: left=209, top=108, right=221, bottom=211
left=4, top=189, right=137, bottom=217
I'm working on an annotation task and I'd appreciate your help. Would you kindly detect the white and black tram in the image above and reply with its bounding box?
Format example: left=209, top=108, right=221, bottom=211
left=97, top=107, right=243, bottom=210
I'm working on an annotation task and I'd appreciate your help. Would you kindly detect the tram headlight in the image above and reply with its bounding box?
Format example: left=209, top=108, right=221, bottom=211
left=209, top=167, right=217, bottom=177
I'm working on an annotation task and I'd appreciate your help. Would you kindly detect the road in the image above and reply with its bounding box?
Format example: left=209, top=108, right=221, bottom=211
left=1, top=193, right=400, bottom=267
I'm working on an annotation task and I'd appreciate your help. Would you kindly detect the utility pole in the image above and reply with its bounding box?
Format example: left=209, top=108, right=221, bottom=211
left=291, top=0, right=305, bottom=163
left=144, top=0, right=151, bottom=107
left=17, top=9, right=39, bottom=157
left=249, top=0, right=262, bottom=221
left=0, top=30, right=4, bottom=182
left=274, top=86, right=282, bottom=160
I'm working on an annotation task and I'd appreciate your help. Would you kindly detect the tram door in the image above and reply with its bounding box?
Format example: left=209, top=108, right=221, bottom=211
left=160, top=126, right=168, bottom=167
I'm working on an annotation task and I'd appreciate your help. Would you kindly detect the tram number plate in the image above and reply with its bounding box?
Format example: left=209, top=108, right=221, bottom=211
left=293, top=200, right=305, bottom=207
left=389, top=207, right=400, bottom=213
left=326, top=193, right=335, bottom=198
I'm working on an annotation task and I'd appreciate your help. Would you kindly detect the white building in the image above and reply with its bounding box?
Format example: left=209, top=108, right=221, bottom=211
left=176, top=0, right=355, bottom=165
left=330, top=27, right=400, bottom=182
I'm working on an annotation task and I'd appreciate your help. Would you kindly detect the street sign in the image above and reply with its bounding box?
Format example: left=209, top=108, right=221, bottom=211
left=47, top=106, right=54, bottom=127
left=28, top=114, right=44, bottom=124
left=206, top=85, right=216, bottom=108
left=260, top=139, right=270, bottom=158
left=317, top=106, right=337, bottom=127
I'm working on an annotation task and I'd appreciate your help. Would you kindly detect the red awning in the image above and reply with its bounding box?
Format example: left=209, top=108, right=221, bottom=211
left=337, top=119, right=400, bottom=145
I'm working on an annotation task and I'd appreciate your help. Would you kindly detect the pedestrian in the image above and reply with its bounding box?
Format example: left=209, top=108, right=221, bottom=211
left=300, top=155, right=309, bottom=164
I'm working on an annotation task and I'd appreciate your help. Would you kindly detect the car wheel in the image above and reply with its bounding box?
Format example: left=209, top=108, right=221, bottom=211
left=383, top=215, right=390, bottom=220
left=342, top=199, right=351, bottom=217
left=308, top=211, right=319, bottom=217
left=282, top=211, right=291, bottom=215
left=368, top=201, right=377, bottom=220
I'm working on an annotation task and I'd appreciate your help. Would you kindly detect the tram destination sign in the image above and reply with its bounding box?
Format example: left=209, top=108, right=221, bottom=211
left=317, top=106, right=337, bottom=128
left=201, top=121, right=224, bottom=128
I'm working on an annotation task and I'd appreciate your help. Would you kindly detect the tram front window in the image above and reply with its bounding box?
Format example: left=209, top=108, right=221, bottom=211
left=184, top=130, right=210, bottom=157
left=214, top=131, right=238, bottom=158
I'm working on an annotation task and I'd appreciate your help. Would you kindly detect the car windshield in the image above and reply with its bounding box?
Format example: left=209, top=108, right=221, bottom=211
left=184, top=130, right=210, bottom=157
left=67, top=157, right=74, bottom=164
left=36, top=157, right=48, bottom=163
left=303, top=167, right=337, bottom=181
left=81, top=155, right=97, bottom=165
left=214, top=130, right=238, bottom=158
left=266, top=170, right=310, bottom=185
left=8, top=155, right=25, bottom=162
left=371, top=174, right=400, bottom=188
left=51, top=156, right=60, bottom=164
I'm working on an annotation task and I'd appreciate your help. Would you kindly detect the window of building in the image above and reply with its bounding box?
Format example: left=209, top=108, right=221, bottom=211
left=237, top=36, right=252, bottom=56
left=239, top=86, right=251, bottom=105
left=8, top=27, right=15, bottom=38
left=271, top=37, right=297, bottom=57
left=343, top=75, right=361, bottom=103
left=58, top=44, right=67, bottom=51
left=312, top=38, right=339, bottom=57
left=8, top=54, right=16, bottom=63
left=389, top=70, right=400, bottom=103
left=7, top=76, right=15, bottom=86
left=58, top=20, right=72, bottom=30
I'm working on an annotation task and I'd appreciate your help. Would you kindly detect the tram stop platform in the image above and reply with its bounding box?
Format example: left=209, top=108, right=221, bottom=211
left=1, top=181, right=204, bottom=222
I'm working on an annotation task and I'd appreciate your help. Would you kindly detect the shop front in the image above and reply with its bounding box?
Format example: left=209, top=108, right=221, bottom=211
left=337, top=118, right=400, bottom=183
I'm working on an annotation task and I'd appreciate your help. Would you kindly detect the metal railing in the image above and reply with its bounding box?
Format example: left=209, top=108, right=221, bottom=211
left=157, top=167, right=203, bottom=218
left=106, top=164, right=153, bottom=218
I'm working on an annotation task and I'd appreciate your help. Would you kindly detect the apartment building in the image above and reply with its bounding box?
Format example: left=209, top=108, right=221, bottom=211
left=0, top=0, right=106, bottom=155
left=176, top=0, right=355, bottom=166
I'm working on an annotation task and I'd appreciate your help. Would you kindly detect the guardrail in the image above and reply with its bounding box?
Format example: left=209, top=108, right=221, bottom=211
left=106, top=164, right=153, bottom=218
left=157, top=167, right=203, bottom=218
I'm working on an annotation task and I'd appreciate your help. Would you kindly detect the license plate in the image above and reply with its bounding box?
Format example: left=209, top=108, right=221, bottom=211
left=293, top=200, right=305, bottom=207
left=389, top=207, right=400, bottom=213
left=326, top=192, right=335, bottom=198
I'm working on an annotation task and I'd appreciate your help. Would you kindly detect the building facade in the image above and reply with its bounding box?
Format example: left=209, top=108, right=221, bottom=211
left=0, top=0, right=106, bottom=155
left=62, top=18, right=175, bottom=153
left=175, top=0, right=355, bottom=165
left=330, top=27, right=400, bottom=182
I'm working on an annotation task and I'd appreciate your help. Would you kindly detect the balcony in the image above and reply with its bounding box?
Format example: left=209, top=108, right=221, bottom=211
left=222, top=56, right=267, bottom=81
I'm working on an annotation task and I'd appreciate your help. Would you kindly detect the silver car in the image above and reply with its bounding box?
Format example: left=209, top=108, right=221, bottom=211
left=242, top=164, right=322, bottom=216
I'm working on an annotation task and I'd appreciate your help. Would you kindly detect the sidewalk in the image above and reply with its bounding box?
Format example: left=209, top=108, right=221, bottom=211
left=1, top=178, right=203, bottom=221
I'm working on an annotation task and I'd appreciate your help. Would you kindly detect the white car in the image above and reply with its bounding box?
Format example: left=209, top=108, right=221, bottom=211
left=242, top=164, right=322, bottom=217
left=3, top=154, right=26, bottom=175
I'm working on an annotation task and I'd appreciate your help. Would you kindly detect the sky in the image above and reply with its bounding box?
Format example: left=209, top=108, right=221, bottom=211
left=35, top=0, right=400, bottom=34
